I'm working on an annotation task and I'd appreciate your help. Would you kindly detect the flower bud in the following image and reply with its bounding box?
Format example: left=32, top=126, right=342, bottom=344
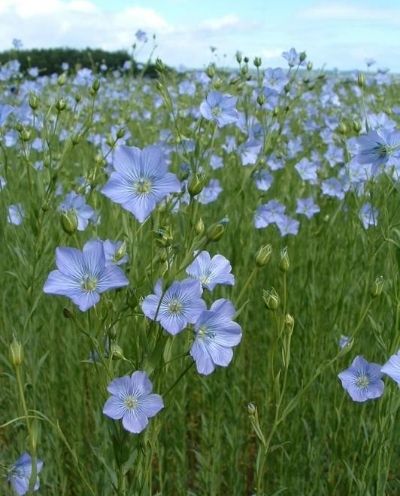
left=285, top=313, right=294, bottom=333
left=91, top=78, right=100, bottom=93
left=253, top=57, right=262, bottom=68
left=116, top=127, right=126, bottom=139
left=195, top=218, right=205, bottom=235
left=9, top=336, right=23, bottom=367
left=338, top=122, right=347, bottom=135
left=247, top=402, right=257, bottom=416
left=55, top=98, right=66, bottom=112
left=357, top=73, right=365, bottom=88
left=206, top=222, right=225, bottom=242
left=307, top=61, right=313, bottom=71
left=20, top=128, right=31, bottom=142
left=57, top=73, right=66, bottom=86
left=243, top=56, right=249, bottom=63
left=110, top=343, right=125, bottom=360
left=256, top=94, right=266, bottom=106
left=188, top=174, right=205, bottom=197
left=236, top=51, right=242, bottom=64
left=299, top=51, right=307, bottom=62
left=263, top=287, right=280, bottom=310
left=114, top=240, right=127, bottom=262
left=206, top=64, right=216, bottom=79
left=29, top=93, right=39, bottom=110
left=61, top=210, right=78, bottom=235
left=63, top=307, right=74, bottom=319
left=371, top=276, right=384, bottom=298
left=279, top=247, right=290, bottom=272
left=255, top=244, right=272, bottom=267
left=353, top=120, right=362, bottom=133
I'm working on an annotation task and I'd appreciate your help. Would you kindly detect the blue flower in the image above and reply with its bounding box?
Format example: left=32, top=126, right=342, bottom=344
left=359, top=203, right=378, bottom=229
left=296, top=197, right=320, bottom=219
left=282, top=47, right=306, bottom=67
left=338, top=356, right=384, bottom=402
left=381, top=351, right=400, bottom=385
left=58, top=191, right=96, bottom=231
left=196, top=179, right=222, bottom=205
left=43, top=240, right=129, bottom=311
left=103, top=371, right=163, bottom=434
left=101, top=145, right=181, bottom=223
left=186, top=251, right=234, bottom=291
left=0, top=104, right=13, bottom=126
left=7, top=204, right=25, bottom=225
left=142, top=279, right=206, bottom=335
left=199, top=91, right=239, bottom=128
left=354, top=129, right=400, bottom=168
left=8, top=453, right=43, bottom=495
left=190, top=299, right=242, bottom=375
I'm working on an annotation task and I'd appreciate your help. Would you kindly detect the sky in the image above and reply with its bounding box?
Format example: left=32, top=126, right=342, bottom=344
left=0, top=0, right=400, bottom=72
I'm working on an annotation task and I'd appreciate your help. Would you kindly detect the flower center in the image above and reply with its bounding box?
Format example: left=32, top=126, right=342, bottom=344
left=81, top=274, right=98, bottom=292
left=124, top=395, right=138, bottom=410
left=199, top=273, right=211, bottom=285
left=356, top=374, right=370, bottom=389
left=135, top=178, right=152, bottom=194
left=211, top=106, right=221, bottom=118
left=168, top=298, right=183, bottom=315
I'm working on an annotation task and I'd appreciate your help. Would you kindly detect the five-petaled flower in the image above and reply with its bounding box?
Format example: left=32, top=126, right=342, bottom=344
left=103, top=371, right=163, bottom=433
left=43, top=239, right=129, bottom=311
left=101, top=145, right=181, bottom=223
left=338, top=355, right=384, bottom=402
left=185, top=251, right=234, bottom=291
left=199, top=91, right=239, bottom=128
left=190, top=299, right=242, bottom=375
left=8, top=453, right=43, bottom=495
left=142, top=278, right=206, bottom=335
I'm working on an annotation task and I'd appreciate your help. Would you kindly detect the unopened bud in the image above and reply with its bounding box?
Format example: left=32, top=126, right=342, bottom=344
left=256, top=94, right=266, bottom=106
left=61, top=210, right=78, bottom=234
left=353, top=120, right=362, bottom=133
left=110, top=343, right=125, bottom=360
left=299, top=51, right=307, bottom=62
left=357, top=73, right=365, bottom=89
left=92, top=78, right=100, bottom=93
left=57, top=73, right=66, bottom=86
left=279, top=247, right=290, bottom=272
left=20, top=128, right=31, bottom=142
left=253, top=57, right=262, bottom=68
left=338, top=122, right=347, bottom=135
left=63, top=307, right=74, bottom=319
left=9, top=337, right=23, bottom=367
left=247, top=402, right=257, bottom=416
left=114, top=241, right=127, bottom=262
left=188, top=174, right=205, bottom=197
left=29, top=93, right=39, bottom=110
left=307, top=61, right=313, bottom=71
left=116, top=127, right=126, bottom=139
left=195, top=218, right=205, bottom=235
left=371, top=276, right=384, bottom=297
left=263, top=287, right=280, bottom=310
left=285, top=314, right=295, bottom=333
left=206, top=222, right=225, bottom=242
left=236, top=51, right=242, bottom=64
left=255, top=244, right=272, bottom=267
left=55, top=98, right=66, bottom=112
left=206, top=64, right=216, bottom=79
left=243, top=56, right=249, bottom=64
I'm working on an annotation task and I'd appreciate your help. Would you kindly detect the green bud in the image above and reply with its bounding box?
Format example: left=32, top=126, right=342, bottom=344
left=253, top=57, right=262, bottom=68
left=284, top=83, right=290, bottom=94
left=57, top=73, right=66, bottom=86
left=263, top=287, right=280, bottom=310
left=299, top=51, right=307, bottom=62
left=188, top=174, right=205, bottom=197
left=357, top=73, right=365, bottom=88
left=55, top=98, right=66, bottom=112
left=116, top=127, right=126, bottom=139
left=235, top=51, right=242, bottom=64
left=206, top=64, right=216, bottom=79
left=285, top=314, right=295, bottom=333
left=92, top=78, right=100, bottom=93
left=206, top=222, right=225, bottom=242
left=243, top=56, right=249, bottom=63
left=279, top=247, right=290, bottom=272
left=247, top=402, right=257, bottom=416
left=29, top=93, right=39, bottom=110
left=256, top=94, right=266, bottom=106
left=371, top=276, right=384, bottom=297
left=9, top=336, right=23, bottom=367
left=255, top=244, right=272, bottom=267
left=74, top=93, right=82, bottom=103
left=307, top=61, right=313, bottom=71
left=61, top=210, right=78, bottom=235
left=155, top=226, right=173, bottom=248
left=195, top=218, right=205, bottom=235
left=338, top=122, right=347, bottom=135
left=114, top=241, right=127, bottom=262
left=353, top=120, right=362, bottom=133
left=20, top=128, right=31, bottom=142
left=110, top=343, right=125, bottom=360
left=155, top=58, right=165, bottom=73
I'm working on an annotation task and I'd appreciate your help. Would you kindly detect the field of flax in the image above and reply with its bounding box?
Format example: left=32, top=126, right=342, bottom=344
left=1, top=51, right=400, bottom=495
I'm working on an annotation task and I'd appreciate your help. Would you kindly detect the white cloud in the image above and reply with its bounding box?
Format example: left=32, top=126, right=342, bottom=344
left=300, top=2, right=400, bottom=24
left=200, top=14, right=240, bottom=31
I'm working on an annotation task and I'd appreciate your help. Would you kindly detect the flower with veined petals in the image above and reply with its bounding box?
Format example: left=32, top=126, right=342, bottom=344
left=8, top=453, right=43, bottom=495
left=338, top=355, right=384, bottom=402
left=142, top=278, right=206, bottom=335
left=103, top=371, right=163, bottom=434
left=190, top=299, right=242, bottom=375
left=101, top=145, right=181, bottom=223
left=186, top=251, right=234, bottom=291
left=43, top=239, right=129, bottom=311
